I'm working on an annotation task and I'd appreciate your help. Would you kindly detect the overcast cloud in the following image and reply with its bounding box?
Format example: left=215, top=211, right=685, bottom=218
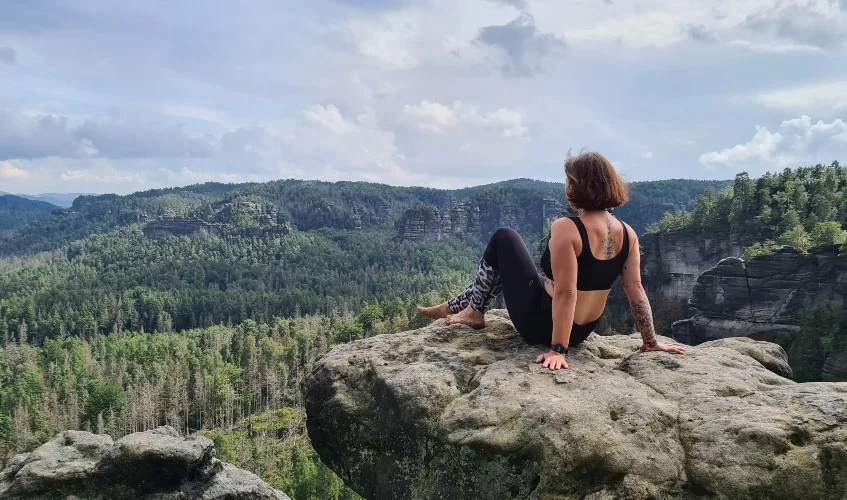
left=1, top=0, right=847, bottom=194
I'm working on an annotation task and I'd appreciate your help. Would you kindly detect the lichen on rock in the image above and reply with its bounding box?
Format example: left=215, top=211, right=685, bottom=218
left=305, top=311, right=847, bottom=499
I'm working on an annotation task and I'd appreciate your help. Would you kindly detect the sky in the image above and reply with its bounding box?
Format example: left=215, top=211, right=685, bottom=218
left=1, top=0, right=847, bottom=195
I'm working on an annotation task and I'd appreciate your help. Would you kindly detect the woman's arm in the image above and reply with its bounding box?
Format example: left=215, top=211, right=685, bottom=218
left=620, top=226, right=686, bottom=354
left=549, top=218, right=579, bottom=347
left=535, top=218, right=579, bottom=370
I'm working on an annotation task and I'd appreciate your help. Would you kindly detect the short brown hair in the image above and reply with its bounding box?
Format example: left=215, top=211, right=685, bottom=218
left=565, top=151, right=629, bottom=210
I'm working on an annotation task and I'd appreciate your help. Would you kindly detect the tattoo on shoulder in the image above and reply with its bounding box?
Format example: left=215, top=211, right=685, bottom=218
left=603, top=217, right=616, bottom=259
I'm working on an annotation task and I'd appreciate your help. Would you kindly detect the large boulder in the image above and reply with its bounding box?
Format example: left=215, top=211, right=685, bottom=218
left=305, top=311, right=847, bottom=499
left=0, top=426, right=289, bottom=499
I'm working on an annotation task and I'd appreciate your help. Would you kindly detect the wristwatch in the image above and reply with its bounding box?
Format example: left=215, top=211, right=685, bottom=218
left=551, top=343, right=568, bottom=356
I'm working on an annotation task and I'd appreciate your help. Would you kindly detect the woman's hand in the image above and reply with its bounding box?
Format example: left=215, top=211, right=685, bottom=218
left=536, top=351, right=568, bottom=370
left=641, top=342, right=687, bottom=355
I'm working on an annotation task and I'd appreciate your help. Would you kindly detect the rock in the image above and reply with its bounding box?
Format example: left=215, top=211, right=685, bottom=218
left=822, top=350, right=847, bottom=382
left=640, top=232, right=743, bottom=303
left=305, top=311, right=847, bottom=499
left=0, top=426, right=289, bottom=500
left=697, top=337, right=793, bottom=379
left=396, top=194, right=564, bottom=243
left=672, top=247, right=846, bottom=381
left=395, top=205, right=449, bottom=243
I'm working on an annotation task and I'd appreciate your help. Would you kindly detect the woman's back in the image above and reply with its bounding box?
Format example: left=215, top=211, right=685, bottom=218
left=542, top=211, right=633, bottom=325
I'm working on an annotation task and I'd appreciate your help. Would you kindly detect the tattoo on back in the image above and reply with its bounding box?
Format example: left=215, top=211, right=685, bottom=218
left=629, top=297, right=656, bottom=341
left=603, top=216, right=616, bottom=259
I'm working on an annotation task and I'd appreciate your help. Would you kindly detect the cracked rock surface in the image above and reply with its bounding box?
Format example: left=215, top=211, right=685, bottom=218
left=0, top=426, right=289, bottom=499
left=305, top=310, right=847, bottom=499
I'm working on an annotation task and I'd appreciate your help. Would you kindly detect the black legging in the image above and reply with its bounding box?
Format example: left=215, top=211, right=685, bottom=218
left=481, top=228, right=595, bottom=347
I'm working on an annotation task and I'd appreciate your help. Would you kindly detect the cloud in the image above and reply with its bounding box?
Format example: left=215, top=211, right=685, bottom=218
left=331, top=0, right=415, bottom=9
left=159, top=105, right=241, bottom=128
left=0, top=108, right=217, bottom=160
left=641, top=151, right=654, bottom=160
left=476, top=13, right=565, bottom=77
left=403, top=100, right=528, bottom=138
left=222, top=105, right=407, bottom=182
left=750, top=81, right=847, bottom=113
left=402, top=101, right=456, bottom=133
left=730, top=39, right=822, bottom=53
left=0, top=161, right=30, bottom=179
left=699, top=115, right=847, bottom=169
left=342, top=17, right=421, bottom=70
left=73, top=115, right=217, bottom=158
left=684, top=24, right=717, bottom=42
left=0, top=47, right=16, bottom=65
left=0, top=109, right=87, bottom=159
left=302, top=104, right=358, bottom=135
left=58, top=160, right=147, bottom=184
left=743, top=1, right=847, bottom=50
left=483, top=0, right=527, bottom=8
left=565, top=11, right=694, bottom=48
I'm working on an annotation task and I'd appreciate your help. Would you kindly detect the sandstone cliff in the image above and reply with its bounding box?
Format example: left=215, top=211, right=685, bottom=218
left=672, top=246, right=847, bottom=382
left=0, top=426, right=288, bottom=499
left=640, top=231, right=742, bottom=302
left=305, top=311, right=847, bottom=499
left=396, top=196, right=563, bottom=243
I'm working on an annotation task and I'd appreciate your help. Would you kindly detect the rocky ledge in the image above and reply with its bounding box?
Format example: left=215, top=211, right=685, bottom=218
left=305, top=310, right=847, bottom=499
left=0, top=426, right=288, bottom=500
left=672, top=247, right=846, bottom=381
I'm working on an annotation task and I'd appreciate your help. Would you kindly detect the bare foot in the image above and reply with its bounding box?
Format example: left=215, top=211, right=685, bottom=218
left=444, top=306, right=485, bottom=329
left=417, top=303, right=451, bottom=319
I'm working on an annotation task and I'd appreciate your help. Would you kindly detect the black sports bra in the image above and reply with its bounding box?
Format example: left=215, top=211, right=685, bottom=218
left=540, top=216, right=630, bottom=291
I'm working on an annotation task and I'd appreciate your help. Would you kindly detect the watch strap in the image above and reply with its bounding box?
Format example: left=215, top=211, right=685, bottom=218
left=551, top=343, right=568, bottom=355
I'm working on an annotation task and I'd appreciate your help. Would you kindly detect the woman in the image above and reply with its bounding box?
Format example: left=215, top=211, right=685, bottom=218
left=418, top=151, right=686, bottom=371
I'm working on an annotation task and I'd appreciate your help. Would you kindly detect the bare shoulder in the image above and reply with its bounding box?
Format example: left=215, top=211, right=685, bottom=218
left=550, top=217, right=578, bottom=239
left=620, top=220, right=638, bottom=245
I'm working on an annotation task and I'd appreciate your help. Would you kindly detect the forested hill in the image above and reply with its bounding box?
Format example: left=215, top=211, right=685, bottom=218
left=650, top=162, right=847, bottom=256
left=0, top=195, right=57, bottom=232
left=0, top=177, right=730, bottom=257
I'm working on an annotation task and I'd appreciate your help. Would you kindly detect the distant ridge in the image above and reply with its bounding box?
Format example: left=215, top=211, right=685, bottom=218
left=0, top=191, right=93, bottom=208
left=0, top=194, right=57, bottom=231
left=0, top=177, right=730, bottom=257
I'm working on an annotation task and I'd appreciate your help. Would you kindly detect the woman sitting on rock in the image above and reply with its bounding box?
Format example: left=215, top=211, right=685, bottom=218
left=418, top=151, right=686, bottom=370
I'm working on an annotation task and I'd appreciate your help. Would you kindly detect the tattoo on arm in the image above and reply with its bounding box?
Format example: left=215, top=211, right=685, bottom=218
left=603, top=216, right=616, bottom=259
left=629, top=297, right=656, bottom=342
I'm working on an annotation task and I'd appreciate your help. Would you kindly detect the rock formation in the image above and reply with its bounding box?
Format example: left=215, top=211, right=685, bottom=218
left=0, top=426, right=289, bottom=499
left=672, top=246, right=846, bottom=381
left=396, top=197, right=563, bottom=243
left=395, top=205, right=450, bottom=243
left=306, top=311, right=847, bottom=499
left=640, top=231, right=742, bottom=303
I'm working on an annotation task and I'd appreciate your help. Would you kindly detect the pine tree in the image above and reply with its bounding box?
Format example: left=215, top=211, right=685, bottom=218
left=17, top=321, right=27, bottom=345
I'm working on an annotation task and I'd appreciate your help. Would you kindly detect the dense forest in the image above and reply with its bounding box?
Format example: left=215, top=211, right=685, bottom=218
left=0, top=195, right=56, bottom=231
left=0, top=302, right=423, bottom=497
left=0, top=228, right=477, bottom=345
left=650, top=162, right=847, bottom=256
